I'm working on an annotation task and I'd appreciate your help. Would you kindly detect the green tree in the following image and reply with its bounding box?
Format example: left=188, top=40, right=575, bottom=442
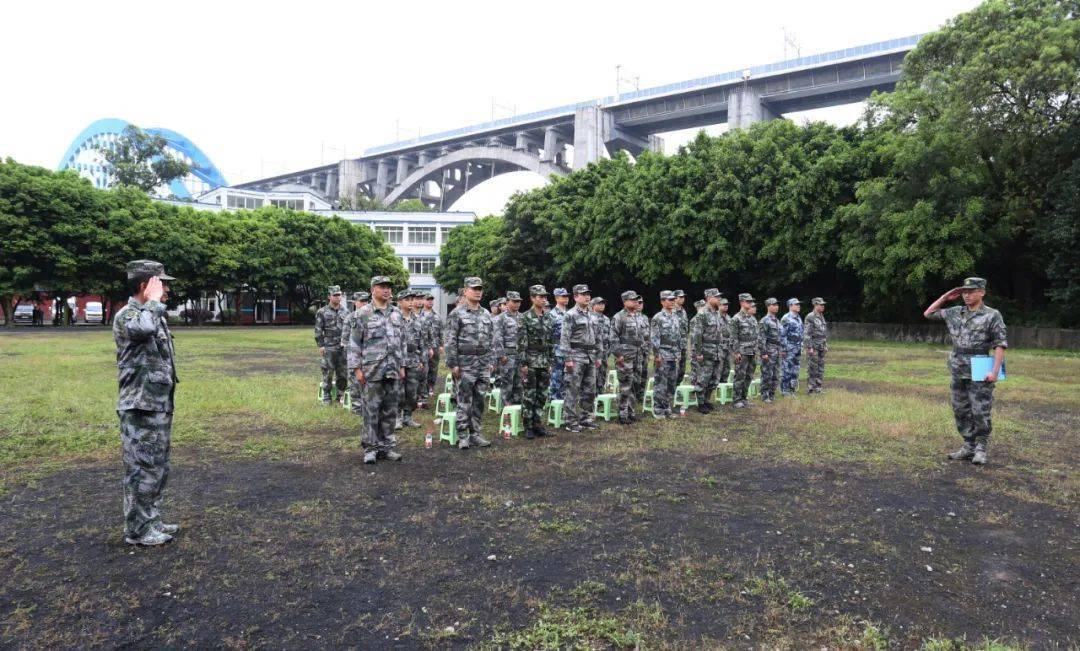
left=99, top=125, right=191, bottom=193
left=434, top=215, right=511, bottom=298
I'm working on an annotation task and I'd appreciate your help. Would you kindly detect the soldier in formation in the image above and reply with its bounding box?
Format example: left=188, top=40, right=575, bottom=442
left=689, top=289, right=727, bottom=414
left=315, top=285, right=349, bottom=405
left=650, top=291, right=683, bottom=418
left=421, top=291, right=443, bottom=397
left=114, top=260, right=180, bottom=546
left=730, top=293, right=762, bottom=409
left=398, top=290, right=428, bottom=428
left=673, top=290, right=689, bottom=380
left=560, top=284, right=600, bottom=432
left=924, top=277, right=1006, bottom=465
left=591, top=297, right=612, bottom=398
left=611, top=291, right=646, bottom=424
left=445, top=277, right=499, bottom=449
left=518, top=285, right=556, bottom=439
left=804, top=297, right=828, bottom=393
left=779, top=298, right=803, bottom=396
left=548, top=288, right=570, bottom=400
left=342, top=291, right=370, bottom=415
left=758, top=298, right=782, bottom=403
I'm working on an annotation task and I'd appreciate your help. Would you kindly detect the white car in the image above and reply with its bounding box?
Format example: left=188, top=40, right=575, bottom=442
left=84, top=301, right=104, bottom=324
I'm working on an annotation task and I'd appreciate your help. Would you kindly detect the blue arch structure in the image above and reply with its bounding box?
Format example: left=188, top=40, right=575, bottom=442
left=58, top=118, right=227, bottom=198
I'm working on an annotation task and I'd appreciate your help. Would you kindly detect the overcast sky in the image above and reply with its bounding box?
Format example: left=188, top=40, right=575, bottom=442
left=1, top=0, right=980, bottom=215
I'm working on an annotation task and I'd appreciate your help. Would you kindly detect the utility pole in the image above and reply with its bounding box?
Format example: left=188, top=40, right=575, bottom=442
left=782, top=27, right=801, bottom=60
left=615, top=64, right=640, bottom=102
left=491, top=97, right=516, bottom=121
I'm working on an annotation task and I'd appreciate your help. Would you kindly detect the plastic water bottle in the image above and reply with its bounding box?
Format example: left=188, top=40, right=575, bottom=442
left=502, top=414, right=511, bottom=439
left=679, top=407, right=686, bottom=418
left=424, top=429, right=433, bottom=449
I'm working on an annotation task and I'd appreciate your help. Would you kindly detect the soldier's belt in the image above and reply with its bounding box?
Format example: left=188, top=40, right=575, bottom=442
left=570, top=344, right=597, bottom=351
left=953, top=347, right=988, bottom=356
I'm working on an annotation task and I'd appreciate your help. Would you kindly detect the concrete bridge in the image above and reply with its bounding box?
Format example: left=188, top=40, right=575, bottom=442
left=236, top=34, right=920, bottom=208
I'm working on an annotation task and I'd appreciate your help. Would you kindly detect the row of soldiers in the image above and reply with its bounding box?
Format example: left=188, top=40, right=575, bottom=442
left=316, top=276, right=829, bottom=462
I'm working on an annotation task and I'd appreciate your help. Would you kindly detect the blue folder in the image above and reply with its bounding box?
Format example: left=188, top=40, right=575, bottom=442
left=970, top=355, right=1005, bottom=381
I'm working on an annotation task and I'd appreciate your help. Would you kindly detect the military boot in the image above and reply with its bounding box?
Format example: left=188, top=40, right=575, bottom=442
left=383, top=449, right=403, bottom=461
left=404, top=417, right=422, bottom=428
left=363, top=450, right=378, bottom=464
left=971, top=444, right=988, bottom=465
left=697, top=404, right=710, bottom=415
left=948, top=441, right=976, bottom=461
left=154, top=522, right=180, bottom=535
left=458, top=437, right=471, bottom=450
left=472, top=435, right=491, bottom=447
left=524, top=428, right=536, bottom=439
left=125, top=528, right=173, bottom=546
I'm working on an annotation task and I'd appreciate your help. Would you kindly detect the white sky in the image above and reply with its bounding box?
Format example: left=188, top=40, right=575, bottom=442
left=0, top=0, right=979, bottom=215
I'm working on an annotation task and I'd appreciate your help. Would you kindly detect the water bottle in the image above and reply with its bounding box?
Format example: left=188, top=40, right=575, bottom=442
left=679, top=407, right=686, bottom=418
left=424, top=430, right=433, bottom=449
left=502, top=413, right=511, bottom=439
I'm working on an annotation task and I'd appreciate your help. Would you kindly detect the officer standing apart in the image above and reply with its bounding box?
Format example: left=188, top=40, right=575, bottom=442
left=730, top=293, right=763, bottom=409
left=759, top=298, right=782, bottom=403
left=315, top=285, right=349, bottom=405
left=113, top=260, right=180, bottom=546
left=779, top=298, right=803, bottom=396
left=590, top=297, right=613, bottom=397
left=518, top=285, right=556, bottom=439
left=348, top=276, right=406, bottom=464
left=804, top=298, right=829, bottom=393
left=445, top=277, right=500, bottom=449
left=548, top=288, right=570, bottom=400
left=651, top=291, right=683, bottom=418
left=495, top=291, right=525, bottom=406
left=924, top=277, right=1007, bottom=465
left=690, top=289, right=726, bottom=414
left=611, top=291, right=646, bottom=424
left=561, top=284, right=600, bottom=432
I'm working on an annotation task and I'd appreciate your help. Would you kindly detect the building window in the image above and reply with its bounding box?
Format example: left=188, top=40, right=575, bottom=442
left=409, top=226, right=437, bottom=245
left=407, top=257, right=436, bottom=275
left=375, top=225, right=403, bottom=244
left=227, top=194, right=261, bottom=209
left=270, top=198, right=305, bottom=210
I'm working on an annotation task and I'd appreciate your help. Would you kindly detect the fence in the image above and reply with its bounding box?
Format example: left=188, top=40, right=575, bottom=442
left=832, top=322, right=1080, bottom=350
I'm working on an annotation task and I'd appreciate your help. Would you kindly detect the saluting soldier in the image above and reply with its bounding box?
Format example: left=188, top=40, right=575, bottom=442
left=651, top=291, right=683, bottom=418
left=348, top=276, right=406, bottom=464
left=341, top=291, right=371, bottom=415
left=804, top=297, right=829, bottom=393
left=494, top=291, right=525, bottom=406
left=689, top=289, right=726, bottom=414
left=924, top=277, right=1007, bottom=465
left=729, top=293, right=762, bottom=408
left=113, top=260, right=180, bottom=546
left=779, top=298, right=803, bottom=396
left=315, top=285, right=350, bottom=405
left=560, top=284, right=600, bottom=432
left=518, top=285, right=556, bottom=439
left=445, top=277, right=501, bottom=449
left=590, top=297, right=613, bottom=398
left=758, top=298, right=782, bottom=403
left=611, top=291, right=646, bottom=424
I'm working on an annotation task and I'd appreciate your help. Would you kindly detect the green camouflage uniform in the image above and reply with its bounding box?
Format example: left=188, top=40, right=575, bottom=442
left=494, top=308, right=524, bottom=405
left=689, top=300, right=726, bottom=408
left=347, top=301, right=405, bottom=454
left=651, top=304, right=682, bottom=417
left=315, top=302, right=349, bottom=402
left=560, top=297, right=599, bottom=429
left=633, top=310, right=651, bottom=406
left=423, top=306, right=444, bottom=395
left=400, top=308, right=426, bottom=422
left=591, top=305, right=613, bottom=396
left=804, top=308, right=828, bottom=392
left=758, top=310, right=782, bottom=401
left=341, top=299, right=369, bottom=415
left=445, top=297, right=500, bottom=443
left=729, top=304, right=762, bottom=405
left=114, top=295, right=178, bottom=540
left=611, top=300, right=647, bottom=420
left=518, top=302, right=555, bottom=432
left=674, top=304, right=689, bottom=379
left=927, top=303, right=1007, bottom=448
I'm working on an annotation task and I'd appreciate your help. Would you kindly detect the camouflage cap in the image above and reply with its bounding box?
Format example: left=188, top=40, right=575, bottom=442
left=423, top=291, right=434, bottom=299
left=660, top=290, right=675, bottom=301
left=126, top=259, right=175, bottom=281
left=620, top=290, right=638, bottom=301
left=351, top=291, right=370, bottom=301
left=704, top=288, right=721, bottom=299
left=505, top=291, right=522, bottom=301
left=787, top=298, right=801, bottom=306
left=719, top=297, right=729, bottom=305
left=327, top=285, right=343, bottom=296
left=589, top=296, right=606, bottom=306
left=397, top=289, right=414, bottom=300
left=573, top=283, right=591, bottom=295
left=694, top=299, right=706, bottom=309
left=764, top=297, right=778, bottom=306
left=370, top=275, right=392, bottom=287
left=464, top=276, right=483, bottom=288
left=529, top=284, right=549, bottom=296
left=962, top=277, right=987, bottom=290
left=553, top=287, right=568, bottom=297
left=738, top=293, right=755, bottom=303
left=673, top=290, right=685, bottom=298
left=812, top=297, right=826, bottom=305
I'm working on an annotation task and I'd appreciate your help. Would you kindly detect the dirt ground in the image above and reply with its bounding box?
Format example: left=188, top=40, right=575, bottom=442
left=2, top=430, right=1077, bottom=649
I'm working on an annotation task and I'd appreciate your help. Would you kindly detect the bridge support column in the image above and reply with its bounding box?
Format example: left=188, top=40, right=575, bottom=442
left=728, top=85, right=776, bottom=130
left=395, top=155, right=413, bottom=186
left=338, top=159, right=363, bottom=203
left=375, top=159, right=390, bottom=201
left=573, top=106, right=610, bottom=168
left=541, top=127, right=561, bottom=162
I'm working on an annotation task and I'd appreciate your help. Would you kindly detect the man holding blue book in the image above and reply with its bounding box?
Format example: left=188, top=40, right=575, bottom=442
left=924, top=277, right=1007, bottom=465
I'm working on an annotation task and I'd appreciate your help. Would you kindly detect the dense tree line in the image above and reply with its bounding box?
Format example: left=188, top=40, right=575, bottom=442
left=0, top=160, right=408, bottom=325
left=436, top=0, right=1079, bottom=326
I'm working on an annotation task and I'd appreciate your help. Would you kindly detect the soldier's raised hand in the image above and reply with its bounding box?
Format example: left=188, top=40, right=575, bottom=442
left=145, top=276, right=164, bottom=302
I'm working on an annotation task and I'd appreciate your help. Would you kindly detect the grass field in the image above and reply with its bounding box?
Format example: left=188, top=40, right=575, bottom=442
left=0, top=327, right=1077, bottom=649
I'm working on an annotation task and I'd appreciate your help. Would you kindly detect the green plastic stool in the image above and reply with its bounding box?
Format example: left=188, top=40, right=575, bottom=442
left=342, top=390, right=351, bottom=410
left=486, top=388, right=503, bottom=413
left=604, top=369, right=619, bottom=393
left=749, top=378, right=761, bottom=398
left=435, top=392, right=452, bottom=415
left=444, top=375, right=454, bottom=394
left=318, top=385, right=346, bottom=405
left=544, top=399, right=565, bottom=428
left=642, top=377, right=656, bottom=415
left=437, top=412, right=458, bottom=446
left=713, top=383, right=733, bottom=405
left=593, top=394, right=617, bottom=421
left=500, top=405, right=523, bottom=437
left=673, top=384, right=699, bottom=410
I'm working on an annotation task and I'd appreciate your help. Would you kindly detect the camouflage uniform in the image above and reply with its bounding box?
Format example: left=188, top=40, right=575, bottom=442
left=804, top=299, right=828, bottom=393
left=779, top=302, right=804, bottom=396
left=399, top=293, right=426, bottom=423
left=548, top=291, right=569, bottom=399
left=560, top=286, right=599, bottom=430
left=113, top=271, right=178, bottom=541
left=518, top=286, right=555, bottom=434
left=347, top=284, right=405, bottom=456
left=729, top=295, right=761, bottom=406
left=611, top=292, right=647, bottom=421
left=445, top=278, right=501, bottom=445
left=591, top=299, right=613, bottom=397
left=689, top=290, right=726, bottom=409
left=758, top=300, right=782, bottom=401
left=315, top=293, right=349, bottom=403
left=633, top=308, right=651, bottom=406
left=718, top=303, right=734, bottom=385
left=927, top=291, right=1007, bottom=451
left=651, top=295, right=682, bottom=417
left=674, top=293, right=689, bottom=379
left=423, top=298, right=444, bottom=396
left=494, top=294, right=524, bottom=405
left=342, top=292, right=370, bottom=415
